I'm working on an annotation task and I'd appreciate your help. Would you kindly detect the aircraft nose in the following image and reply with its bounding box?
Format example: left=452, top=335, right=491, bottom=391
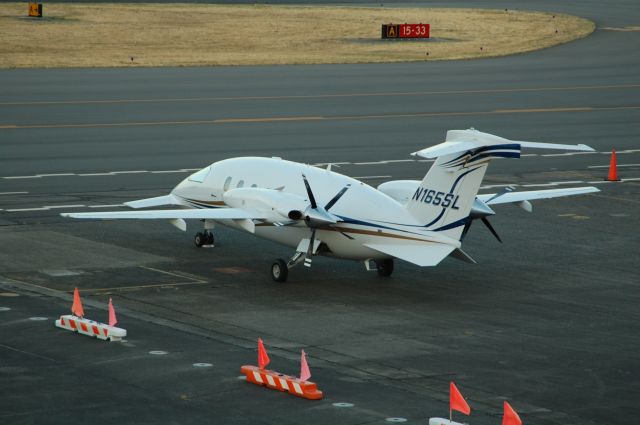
left=171, top=178, right=189, bottom=196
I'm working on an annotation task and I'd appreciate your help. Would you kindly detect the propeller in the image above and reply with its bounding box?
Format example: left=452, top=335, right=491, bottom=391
left=461, top=197, right=502, bottom=243
left=297, top=174, right=351, bottom=267
left=481, top=217, right=502, bottom=243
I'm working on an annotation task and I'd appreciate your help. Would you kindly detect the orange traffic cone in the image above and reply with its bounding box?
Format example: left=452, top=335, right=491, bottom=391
left=71, top=287, right=84, bottom=318
left=606, top=149, right=621, bottom=181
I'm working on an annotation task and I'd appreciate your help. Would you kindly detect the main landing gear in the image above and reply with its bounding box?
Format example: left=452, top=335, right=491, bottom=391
left=194, top=230, right=214, bottom=247
left=270, top=254, right=395, bottom=283
left=375, top=258, right=394, bottom=277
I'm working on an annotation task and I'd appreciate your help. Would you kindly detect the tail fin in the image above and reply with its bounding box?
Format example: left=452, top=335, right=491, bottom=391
left=406, top=129, right=594, bottom=240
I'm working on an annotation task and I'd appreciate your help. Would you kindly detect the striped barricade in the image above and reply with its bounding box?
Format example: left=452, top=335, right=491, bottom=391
left=55, top=314, right=127, bottom=342
left=240, top=365, right=323, bottom=400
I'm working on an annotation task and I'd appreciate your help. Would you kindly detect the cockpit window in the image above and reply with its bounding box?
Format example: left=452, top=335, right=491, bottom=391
left=188, top=166, right=211, bottom=183
left=223, top=176, right=232, bottom=191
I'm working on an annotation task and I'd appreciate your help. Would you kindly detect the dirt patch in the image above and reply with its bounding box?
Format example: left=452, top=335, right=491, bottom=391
left=0, top=4, right=595, bottom=68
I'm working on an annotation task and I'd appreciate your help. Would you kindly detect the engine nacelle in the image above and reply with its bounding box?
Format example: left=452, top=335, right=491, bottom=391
left=377, top=180, right=421, bottom=204
left=223, top=188, right=307, bottom=222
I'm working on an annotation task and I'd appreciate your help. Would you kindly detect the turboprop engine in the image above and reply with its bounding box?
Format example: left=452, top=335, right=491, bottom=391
left=222, top=187, right=308, bottom=224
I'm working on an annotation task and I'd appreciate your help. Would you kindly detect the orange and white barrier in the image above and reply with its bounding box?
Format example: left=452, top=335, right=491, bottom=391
left=55, top=314, right=127, bottom=342
left=240, top=365, right=323, bottom=400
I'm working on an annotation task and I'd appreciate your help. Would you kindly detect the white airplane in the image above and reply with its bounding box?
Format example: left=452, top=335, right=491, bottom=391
left=62, top=129, right=599, bottom=282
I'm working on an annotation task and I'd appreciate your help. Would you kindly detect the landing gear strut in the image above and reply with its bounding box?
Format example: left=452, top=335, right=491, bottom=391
left=375, top=258, right=394, bottom=277
left=194, top=230, right=214, bottom=247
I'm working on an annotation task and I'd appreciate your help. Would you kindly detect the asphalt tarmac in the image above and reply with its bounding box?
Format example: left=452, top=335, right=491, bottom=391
left=1, top=1, right=639, bottom=424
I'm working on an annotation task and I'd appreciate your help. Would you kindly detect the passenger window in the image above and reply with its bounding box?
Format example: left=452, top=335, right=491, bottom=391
left=237, top=180, right=244, bottom=188
left=251, top=184, right=257, bottom=188
left=223, top=176, right=232, bottom=191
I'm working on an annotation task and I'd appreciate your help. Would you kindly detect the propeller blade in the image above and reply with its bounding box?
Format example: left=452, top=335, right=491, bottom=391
left=304, top=229, right=316, bottom=268
left=301, top=174, right=317, bottom=209
left=324, top=184, right=351, bottom=211
left=481, top=217, right=502, bottom=243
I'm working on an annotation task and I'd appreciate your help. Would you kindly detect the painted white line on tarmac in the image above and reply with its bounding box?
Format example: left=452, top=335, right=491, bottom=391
left=589, top=163, right=640, bottom=168
left=5, top=207, right=50, bottom=212
left=77, top=172, right=113, bottom=176
left=352, top=175, right=392, bottom=179
left=0, top=191, right=29, bottom=195
left=521, top=183, right=560, bottom=187
left=43, top=204, right=86, bottom=209
left=3, top=150, right=639, bottom=180
left=550, top=180, right=586, bottom=185
left=541, top=151, right=598, bottom=157
left=480, top=184, right=519, bottom=189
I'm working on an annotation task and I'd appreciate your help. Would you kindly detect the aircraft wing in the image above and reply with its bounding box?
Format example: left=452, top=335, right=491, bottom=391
left=60, top=208, right=267, bottom=220
left=364, top=242, right=456, bottom=267
left=478, top=186, right=599, bottom=206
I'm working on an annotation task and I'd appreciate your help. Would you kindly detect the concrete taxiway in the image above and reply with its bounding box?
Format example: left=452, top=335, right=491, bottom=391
left=1, top=1, right=639, bottom=424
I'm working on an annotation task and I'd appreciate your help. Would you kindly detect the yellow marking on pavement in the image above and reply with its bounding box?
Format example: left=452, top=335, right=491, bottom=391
left=2, top=83, right=639, bottom=106
left=571, top=215, right=590, bottom=220
left=215, top=116, right=324, bottom=123
left=557, top=213, right=576, bottom=217
left=3, top=106, right=639, bottom=130
left=600, top=26, right=640, bottom=32
left=0, top=125, right=17, bottom=129
left=138, top=266, right=207, bottom=283
left=9, top=120, right=219, bottom=129
left=591, top=193, right=640, bottom=205
left=77, top=281, right=209, bottom=294
left=493, top=107, right=593, bottom=113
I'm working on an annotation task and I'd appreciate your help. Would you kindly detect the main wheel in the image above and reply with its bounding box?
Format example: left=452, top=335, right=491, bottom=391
left=194, top=232, right=205, bottom=247
left=271, top=259, right=289, bottom=282
left=375, top=258, right=394, bottom=277
left=205, top=231, right=214, bottom=245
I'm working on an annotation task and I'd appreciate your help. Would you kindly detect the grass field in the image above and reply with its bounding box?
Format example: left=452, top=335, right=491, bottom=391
left=0, top=4, right=595, bottom=68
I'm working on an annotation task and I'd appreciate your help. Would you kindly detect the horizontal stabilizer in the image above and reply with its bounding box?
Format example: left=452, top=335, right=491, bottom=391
left=478, top=186, right=600, bottom=206
left=124, top=194, right=182, bottom=209
left=411, top=129, right=595, bottom=159
left=61, top=208, right=266, bottom=221
left=364, top=242, right=456, bottom=267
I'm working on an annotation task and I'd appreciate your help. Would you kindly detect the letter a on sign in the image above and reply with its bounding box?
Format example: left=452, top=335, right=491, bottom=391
left=387, top=25, right=397, bottom=38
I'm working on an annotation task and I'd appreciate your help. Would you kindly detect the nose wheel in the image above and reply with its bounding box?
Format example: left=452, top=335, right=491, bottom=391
left=194, top=230, right=214, bottom=247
